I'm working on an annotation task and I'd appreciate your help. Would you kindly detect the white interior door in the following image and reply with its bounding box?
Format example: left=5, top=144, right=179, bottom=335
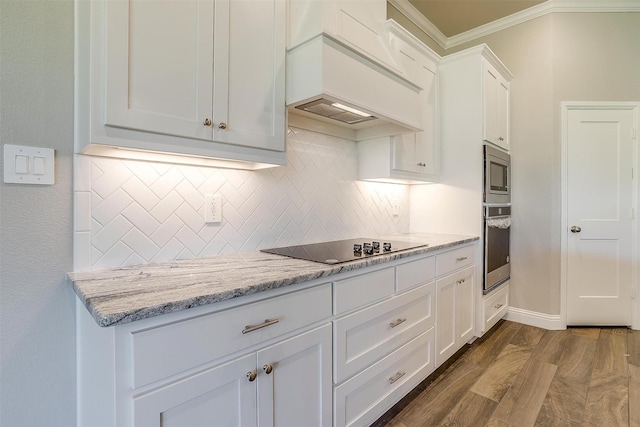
left=566, top=107, right=635, bottom=325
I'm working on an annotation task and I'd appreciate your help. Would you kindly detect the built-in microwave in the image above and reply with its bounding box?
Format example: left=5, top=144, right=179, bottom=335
left=484, top=145, right=510, bottom=204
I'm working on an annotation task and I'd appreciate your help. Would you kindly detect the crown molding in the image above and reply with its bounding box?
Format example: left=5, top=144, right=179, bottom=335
left=387, top=0, right=448, bottom=48
left=389, top=0, right=640, bottom=50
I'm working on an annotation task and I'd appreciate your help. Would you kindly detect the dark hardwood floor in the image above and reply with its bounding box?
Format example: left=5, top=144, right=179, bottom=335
left=377, top=320, right=640, bottom=427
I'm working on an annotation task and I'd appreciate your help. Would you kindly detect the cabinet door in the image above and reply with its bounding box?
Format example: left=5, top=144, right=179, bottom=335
left=414, top=64, right=438, bottom=178
left=435, top=274, right=457, bottom=367
left=105, top=0, right=214, bottom=141
left=455, top=266, right=475, bottom=345
left=214, top=0, right=285, bottom=151
left=257, top=324, right=332, bottom=427
left=133, top=354, right=257, bottom=427
left=483, top=63, right=499, bottom=146
left=392, top=133, right=418, bottom=173
left=483, top=61, right=509, bottom=150
left=392, top=63, right=438, bottom=179
left=496, top=78, right=510, bottom=150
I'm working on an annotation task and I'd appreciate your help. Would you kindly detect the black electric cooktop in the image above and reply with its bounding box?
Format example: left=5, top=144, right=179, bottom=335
left=261, top=238, right=428, bottom=265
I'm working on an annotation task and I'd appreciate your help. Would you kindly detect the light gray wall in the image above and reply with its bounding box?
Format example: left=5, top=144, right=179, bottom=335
left=0, top=1, right=76, bottom=426
left=447, top=12, right=640, bottom=314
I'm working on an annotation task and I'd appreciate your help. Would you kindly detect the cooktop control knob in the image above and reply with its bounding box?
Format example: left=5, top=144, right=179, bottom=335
left=372, top=241, right=380, bottom=252
left=353, top=243, right=362, bottom=254
left=383, top=242, right=392, bottom=252
left=363, top=243, right=374, bottom=255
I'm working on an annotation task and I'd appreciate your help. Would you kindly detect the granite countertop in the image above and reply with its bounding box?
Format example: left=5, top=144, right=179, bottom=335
left=69, top=233, right=478, bottom=327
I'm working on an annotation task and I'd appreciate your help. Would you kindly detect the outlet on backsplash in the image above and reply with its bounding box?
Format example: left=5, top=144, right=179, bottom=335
left=205, top=194, right=222, bottom=224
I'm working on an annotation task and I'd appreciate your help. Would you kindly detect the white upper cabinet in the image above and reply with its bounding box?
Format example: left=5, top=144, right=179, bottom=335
left=76, top=0, right=286, bottom=169
left=482, top=60, right=510, bottom=151
left=105, top=0, right=214, bottom=141
left=357, top=22, right=440, bottom=184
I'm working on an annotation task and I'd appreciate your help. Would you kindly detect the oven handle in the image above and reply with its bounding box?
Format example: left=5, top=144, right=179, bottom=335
left=486, top=216, right=511, bottom=229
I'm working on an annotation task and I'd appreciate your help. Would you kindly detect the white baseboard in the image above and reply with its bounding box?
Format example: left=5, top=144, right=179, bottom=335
left=505, top=307, right=565, bottom=330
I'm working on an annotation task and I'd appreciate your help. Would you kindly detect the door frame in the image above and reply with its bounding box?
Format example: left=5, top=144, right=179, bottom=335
left=560, top=102, right=639, bottom=330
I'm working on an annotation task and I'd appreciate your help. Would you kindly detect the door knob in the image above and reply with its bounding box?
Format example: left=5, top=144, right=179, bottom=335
left=570, top=226, right=582, bottom=233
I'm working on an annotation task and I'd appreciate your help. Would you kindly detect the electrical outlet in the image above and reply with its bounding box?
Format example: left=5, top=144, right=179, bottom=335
left=205, top=195, right=222, bottom=223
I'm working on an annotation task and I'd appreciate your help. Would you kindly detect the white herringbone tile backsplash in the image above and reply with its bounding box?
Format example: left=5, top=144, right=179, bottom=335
left=74, top=128, right=410, bottom=270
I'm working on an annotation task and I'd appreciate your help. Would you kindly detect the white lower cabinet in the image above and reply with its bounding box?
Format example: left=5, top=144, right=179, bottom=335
left=480, top=281, right=510, bottom=335
left=77, top=242, right=480, bottom=427
left=332, top=256, right=440, bottom=427
left=435, top=265, right=475, bottom=367
left=133, top=354, right=257, bottom=427
left=133, top=324, right=332, bottom=427
left=257, top=324, right=332, bottom=427
left=334, top=283, right=435, bottom=383
left=334, top=328, right=435, bottom=427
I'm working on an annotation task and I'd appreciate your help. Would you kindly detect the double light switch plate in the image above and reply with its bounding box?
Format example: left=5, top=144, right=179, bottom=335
left=4, top=144, right=55, bottom=185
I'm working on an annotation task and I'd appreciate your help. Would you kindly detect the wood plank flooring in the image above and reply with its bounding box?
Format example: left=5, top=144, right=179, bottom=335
left=375, top=321, right=640, bottom=427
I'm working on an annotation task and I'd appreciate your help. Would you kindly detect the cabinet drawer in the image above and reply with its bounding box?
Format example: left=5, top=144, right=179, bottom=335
left=334, top=328, right=435, bottom=427
left=436, top=244, right=475, bottom=276
left=396, top=255, right=435, bottom=292
left=334, top=282, right=434, bottom=383
left=334, top=267, right=395, bottom=315
left=131, top=283, right=331, bottom=388
left=483, top=282, right=509, bottom=334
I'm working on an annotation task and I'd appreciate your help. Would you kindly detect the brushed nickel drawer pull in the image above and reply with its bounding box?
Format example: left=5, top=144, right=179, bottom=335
left=247, top=371, right=257, bottom=382
left=456, top=256, right=468, bottom=262
left=494, top=303, right=504, bottom=310
left=389, top=318, right=407, bottom=328
left=263, top=364, right=273, bottom=375
left=242, top=318, right=279, bottom=334
left=389, top=371, right=406, bottom=384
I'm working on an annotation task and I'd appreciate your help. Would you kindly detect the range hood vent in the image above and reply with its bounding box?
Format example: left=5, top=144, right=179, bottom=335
left=286, top=1, right=426, bottom=141
left=295, top=99, right=377, bottom=125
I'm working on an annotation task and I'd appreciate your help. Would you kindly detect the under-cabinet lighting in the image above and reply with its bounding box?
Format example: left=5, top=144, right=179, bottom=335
left=80, top=145, right=282, bottom=170
left=331, top=103, right=373, bottom=117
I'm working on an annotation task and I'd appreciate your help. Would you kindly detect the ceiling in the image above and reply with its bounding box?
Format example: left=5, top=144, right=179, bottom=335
left=408, top=0, right=549, bottom=37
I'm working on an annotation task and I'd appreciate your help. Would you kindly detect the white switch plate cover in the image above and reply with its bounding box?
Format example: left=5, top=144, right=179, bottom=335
left=205, top=194, right=222, bottom=223
left=3, top=144, right=55, bottom=185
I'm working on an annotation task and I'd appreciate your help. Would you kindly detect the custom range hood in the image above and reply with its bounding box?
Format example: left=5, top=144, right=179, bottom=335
left=286, top=0, right=424, bottom=141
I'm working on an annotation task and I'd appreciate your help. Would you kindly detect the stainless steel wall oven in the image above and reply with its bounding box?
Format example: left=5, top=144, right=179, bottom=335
left=484, top=205, right=511, bottom=293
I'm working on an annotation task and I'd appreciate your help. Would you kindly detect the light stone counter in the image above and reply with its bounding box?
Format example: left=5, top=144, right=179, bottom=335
left=69, top=233, right=478, bottom=327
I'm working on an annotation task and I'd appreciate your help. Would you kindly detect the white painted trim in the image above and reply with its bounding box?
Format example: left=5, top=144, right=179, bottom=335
left=387, top=0, right=448, bottom=48
left=560, top=102, right=640, bottom=330
left=388, top=0, right=640, bottom=50
left=506, top=307, right=565, bottom=330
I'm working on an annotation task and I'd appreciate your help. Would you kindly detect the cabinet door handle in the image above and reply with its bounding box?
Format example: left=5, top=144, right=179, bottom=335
left=498, top=137, right=504, bottom=141
left=263, top=364, right=273, bottom=375
left=389, top=318, right=407, bottom=328
left=456, top=256, right=468, bottom=262
left=242, top=318, right=279, bottom=334
left=247, top=371, right=257, bottom=382
left=494, top=303, right=504, bottom=309
left=389, top=371, right=406, bottom=384
left=203, top=118, right=212, bottom=126
left=218, top=122, right=228, bottom=130
left=457, top=278, right=466, bottom=284
left=417, top=162, right=426, bottom=167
